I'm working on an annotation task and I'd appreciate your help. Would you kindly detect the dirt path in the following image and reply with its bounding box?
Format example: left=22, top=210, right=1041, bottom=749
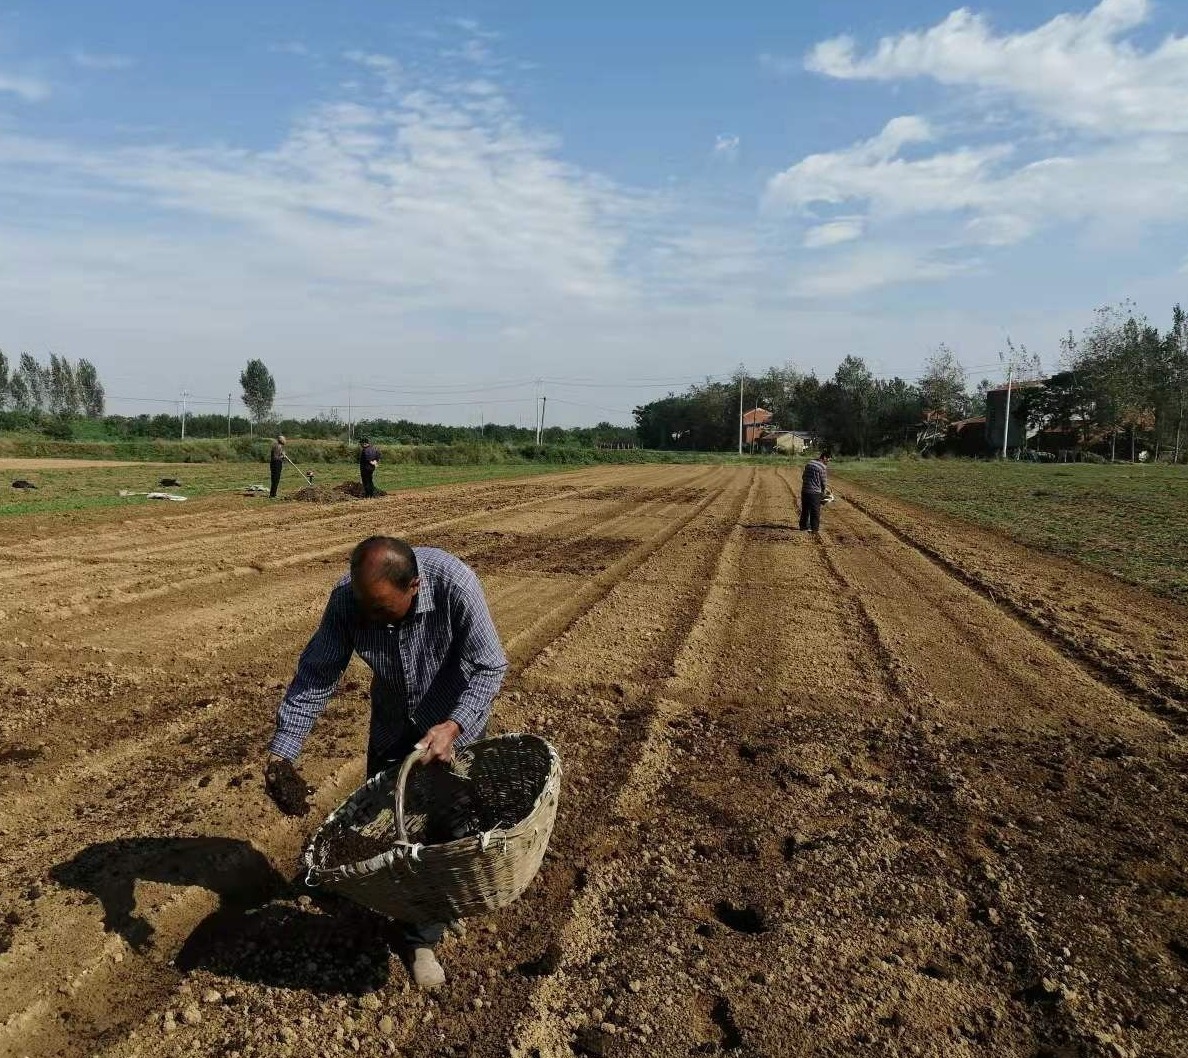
left=0, top=466, right=1184, bottom=1058
left=0, top=458, right=163, bottom=470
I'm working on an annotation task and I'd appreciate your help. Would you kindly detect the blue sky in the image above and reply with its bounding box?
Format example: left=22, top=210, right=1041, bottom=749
left=2, top=0, right=1186, bottom=424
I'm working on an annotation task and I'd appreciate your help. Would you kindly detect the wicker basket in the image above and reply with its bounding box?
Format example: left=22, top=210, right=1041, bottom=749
left=303, top=734, right=561, bottom=922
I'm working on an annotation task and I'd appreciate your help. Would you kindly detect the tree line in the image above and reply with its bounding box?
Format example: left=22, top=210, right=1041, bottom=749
left=94, top=410, right=635, bottom=447
left=634, top=358, right=947, bottom=457
left=0, top=351, right=106, bottom=420
left=634, top=300, right=1188, bottom=460
left=1023, top=302, right=1188, bottom=462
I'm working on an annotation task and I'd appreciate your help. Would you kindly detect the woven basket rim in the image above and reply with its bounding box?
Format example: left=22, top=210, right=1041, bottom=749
left=303, top=732, right=561, bottom=885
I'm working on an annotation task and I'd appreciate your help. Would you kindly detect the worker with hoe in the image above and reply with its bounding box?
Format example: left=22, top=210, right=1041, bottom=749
left=799, top=448, right=831, bottom=533
left=269, top=434, right=286, bottom=499
left=263, top=536, right=507, bottom=990
left=359, top=437, right=381, bottom=498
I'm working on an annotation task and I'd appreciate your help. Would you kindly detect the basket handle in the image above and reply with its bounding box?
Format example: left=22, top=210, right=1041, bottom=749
left=394, top=745, right=429, bottom=844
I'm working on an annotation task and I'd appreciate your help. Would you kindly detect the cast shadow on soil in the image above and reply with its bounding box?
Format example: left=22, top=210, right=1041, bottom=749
left=50, top=837, right=391, bottom=996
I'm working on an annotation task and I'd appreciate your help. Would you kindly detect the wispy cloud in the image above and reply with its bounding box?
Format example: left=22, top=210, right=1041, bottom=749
left=0, top=53, right=638, bottom=318
left=270, top=41, right=312, bottom=58
left=0, top=71, right=50, bottom=102
left=802, top=218, right=864, bottom=249
left=712, top=134, right=739, bottom=161
left=71, top=51, right=134, bottom=71
left=791, top=246, right=977, bottom=298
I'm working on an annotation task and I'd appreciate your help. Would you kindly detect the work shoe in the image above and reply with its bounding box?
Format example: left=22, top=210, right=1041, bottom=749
left=407, top=946, right=446, bottom=991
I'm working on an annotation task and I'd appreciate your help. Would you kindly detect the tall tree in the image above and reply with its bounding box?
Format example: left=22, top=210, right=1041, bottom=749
left=831, top=355, right=876, bottom=455
left=0, top=349, right=8, bottom=411
left=48, top=354, right=81, bottom=417
left=17, top=353, right=48, bottom=412
left=75, top=359, right=106, bottom=418
left=969, top=378, right=994, bottom=417
left=919, top=343, right=970, bottom=422
left=1168, top=304, right=1188, bottom=463
left=239, top=359, right=276, bottom=426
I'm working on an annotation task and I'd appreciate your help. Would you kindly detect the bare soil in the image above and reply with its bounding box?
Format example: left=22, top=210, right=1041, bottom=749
left=290, top=481, right=387, bottom=503
left=0, top=458, right=159, bottom=470
left=0, top=465, right=1184, bottom=1058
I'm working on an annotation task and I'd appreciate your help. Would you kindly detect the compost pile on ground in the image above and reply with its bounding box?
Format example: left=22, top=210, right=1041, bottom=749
left=289, top=480, right=386, bottom=503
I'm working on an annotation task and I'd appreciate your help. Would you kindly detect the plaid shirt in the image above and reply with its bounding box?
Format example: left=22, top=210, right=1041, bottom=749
left=269, top=548, right=507, bottom=762
left=802, top=458, right=829, bottom=494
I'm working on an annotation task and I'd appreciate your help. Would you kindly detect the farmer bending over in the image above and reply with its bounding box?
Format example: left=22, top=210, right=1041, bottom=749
left=799, top=448, right=831, bottom=533
left=264, top=536, right=507, bottom=989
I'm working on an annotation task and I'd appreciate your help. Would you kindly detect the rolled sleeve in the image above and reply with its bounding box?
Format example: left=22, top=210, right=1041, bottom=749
left=269, top=587, right=354, bottom=760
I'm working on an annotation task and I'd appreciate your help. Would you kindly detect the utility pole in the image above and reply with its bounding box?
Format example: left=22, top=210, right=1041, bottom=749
left=227, top=393, right=232, bottom=438
left=180, top=389, right=189, bottom=440
left=737, top=372, right=745, bottom=455
left=1001, top=365, right=1013, bottom=460
left=537, top=395, right=547, bottom=445
left=347, top=381, right=353, bottom=446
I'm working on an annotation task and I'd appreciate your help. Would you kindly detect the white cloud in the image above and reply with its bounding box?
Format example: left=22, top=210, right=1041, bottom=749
left=0, top=71, right=49, bottom=101
left=712, top=134, right=739, bottom=160
left=802, top=218, right=864, bottom=249
left=270, top=42, right=311, bottom=58
left=791, top=245, right=977, bottom=298
left=0, top=57, right=637, bottom=322
left=963, top=214, right=1032, bottom=246
left=766, top=115, right=1013, bottom=218
left=774, top=0, right=1188, bottom=260
left=806, top=0, right=1188, bottom=135
left=71, top=51, right=134, bottom=71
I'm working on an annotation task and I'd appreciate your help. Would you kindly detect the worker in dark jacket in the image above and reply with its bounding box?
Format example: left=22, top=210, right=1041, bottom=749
left=799, top=449, right=831, bottom=532
left=269, top=435, right=286, bottom=498
left=359, top=437, right=380, bottom=498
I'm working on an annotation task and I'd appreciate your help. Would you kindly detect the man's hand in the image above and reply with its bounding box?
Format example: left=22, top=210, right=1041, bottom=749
left=265, top=754, right=313, bottom=817
left=416, top=720, right=462, bottom=765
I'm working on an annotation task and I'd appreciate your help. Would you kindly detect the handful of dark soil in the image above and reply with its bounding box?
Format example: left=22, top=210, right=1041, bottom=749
left=265, top=758, right=313, bottom=817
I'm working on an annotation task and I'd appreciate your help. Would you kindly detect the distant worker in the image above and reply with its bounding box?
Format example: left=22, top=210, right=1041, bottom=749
left=269, top=434, right=287, bottom=499
left=263, top=536, right=507, bottom=990
left=359, top=437, right=381, bottom=498
left=799, top=448, right=831, bottom=533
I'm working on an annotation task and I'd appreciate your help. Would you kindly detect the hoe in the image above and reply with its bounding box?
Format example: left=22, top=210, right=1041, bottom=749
left=283, top=451, right=315, bottom=485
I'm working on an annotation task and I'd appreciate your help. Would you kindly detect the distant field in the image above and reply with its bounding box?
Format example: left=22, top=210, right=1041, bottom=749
left=836, top=459, right=1188, bottom=602
left=0, top=460, right=567, bottom=517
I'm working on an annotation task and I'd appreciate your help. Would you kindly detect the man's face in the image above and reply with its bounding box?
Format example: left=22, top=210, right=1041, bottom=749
left=353, top=574, right=420, bottom=624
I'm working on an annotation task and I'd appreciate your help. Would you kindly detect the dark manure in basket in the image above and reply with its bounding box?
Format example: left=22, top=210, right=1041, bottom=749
left=318, top=826, right=393, bottom=869
left=315, top=763, right=490, bottom=870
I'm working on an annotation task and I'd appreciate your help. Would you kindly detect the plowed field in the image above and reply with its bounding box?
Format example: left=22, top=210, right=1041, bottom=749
left=1, top=465, right=1185, bottom=1058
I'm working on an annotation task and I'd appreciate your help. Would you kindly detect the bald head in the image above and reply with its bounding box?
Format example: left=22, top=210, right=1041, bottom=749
left=351, top=536, right=418, bottom=589
left=349, top=537, right=421, bottom=623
